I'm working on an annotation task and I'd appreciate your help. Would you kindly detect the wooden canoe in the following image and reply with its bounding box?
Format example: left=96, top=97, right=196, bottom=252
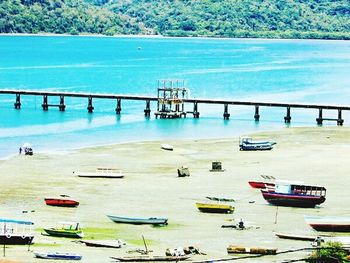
left=107, top=215, right=168, bottom=225
left=44, top=198, right=79, bottom=207
left=79, top=239, right=123, bottom=248
left=275, top=232, right=317, bottom=241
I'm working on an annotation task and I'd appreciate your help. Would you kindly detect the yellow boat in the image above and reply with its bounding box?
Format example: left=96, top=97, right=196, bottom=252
left=195, top=202, right=234, bottom=214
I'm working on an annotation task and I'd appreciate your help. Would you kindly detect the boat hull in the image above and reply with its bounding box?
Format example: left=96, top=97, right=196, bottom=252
left=0, top=234, right=34, bottom=245
left=275, top=232, right=316, bottom=241
left=196, top=203, right=234, bottom=214
left=43, top=228, right=83, bottom=238
left=261, top=191, right=325, bottom=208
left=45, top=198, right=79, bottom=207
left=107, top=215, right=168, bottom=225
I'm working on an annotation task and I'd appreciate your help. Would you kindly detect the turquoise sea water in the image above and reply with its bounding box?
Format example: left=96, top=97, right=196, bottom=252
left=0, top=36, right=349, bottom=158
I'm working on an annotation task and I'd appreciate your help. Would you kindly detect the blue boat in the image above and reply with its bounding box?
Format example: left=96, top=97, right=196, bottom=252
left=239, top=137, right=276, bottom=151
left=107, top=215, right=168, bottom=225
left=34, top=252, right=82, bottom=260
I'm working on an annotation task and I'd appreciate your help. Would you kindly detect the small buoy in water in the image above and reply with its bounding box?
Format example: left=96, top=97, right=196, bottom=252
left=137, top=46, right=142, bottom=50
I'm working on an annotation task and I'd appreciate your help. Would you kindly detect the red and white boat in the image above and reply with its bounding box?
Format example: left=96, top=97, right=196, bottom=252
left=45, top=196, right=79, bottom=207
left=304, top=215, right=350, bottom=232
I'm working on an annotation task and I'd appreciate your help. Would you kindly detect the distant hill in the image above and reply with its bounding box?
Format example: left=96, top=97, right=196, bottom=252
left=1, top=0, right=349, bottom=39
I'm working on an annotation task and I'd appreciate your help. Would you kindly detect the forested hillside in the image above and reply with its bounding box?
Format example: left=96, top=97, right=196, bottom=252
left=1, top=0, right=349, bottom=39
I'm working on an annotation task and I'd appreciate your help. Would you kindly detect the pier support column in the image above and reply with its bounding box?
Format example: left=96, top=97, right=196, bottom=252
left=193, top=102, right=200, bottom=118
left=223, top=104, right=230, bottom=120
left=337, top=109, right=344, bottom=126
left=87, top=96, right=94, bottom=113
left=115, top=98, right=122, bottom=114
left=316, top=109, right=323, bottom=125
left=144, top=100, right=151, bottom=117
left=254, top=105, right=260, bottom=121
left=59, top=96, right=66, bottom=111
left=14, top=94, right=21, bottom=109
left=175, top=104, right=180, bottom=112
left=284, top=107, right=291, bottom=123
left=42, top=95, right=48, bottom=111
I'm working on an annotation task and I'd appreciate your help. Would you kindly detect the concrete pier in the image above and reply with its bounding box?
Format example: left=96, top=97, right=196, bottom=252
left=0, top=89, right=349, bottom=125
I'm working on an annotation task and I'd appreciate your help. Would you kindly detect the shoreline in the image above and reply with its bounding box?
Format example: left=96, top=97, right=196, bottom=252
left=0, top=33, right=349, bottom=43
left=0, top=126, right=350, bottom=262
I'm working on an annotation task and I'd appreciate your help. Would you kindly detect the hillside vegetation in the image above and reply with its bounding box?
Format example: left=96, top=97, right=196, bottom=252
left=1, top=0, right=349, bottom=39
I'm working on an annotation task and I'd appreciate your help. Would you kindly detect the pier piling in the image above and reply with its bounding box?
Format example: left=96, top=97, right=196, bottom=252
left=316, top=109, right=323, bottom=125
left=59, top=96, right=66, bottom=111
left=284, top=107, right=291, bottom=123
left=193, top=102, right=200, bottom=118
left=254, top=105, right=260, bottom=121
left=87, top=96, right=94, bottom=113
left=14, top=94, right=21, bottom=109
left=337, top=109, right=344, bottom=126
left=144, top=100, right=151, bottom=117
left=115, top=98, right=122, bottom=114
left=42, top=95, right=48, bottom=111
left=223, top=104, right=230, bottom=120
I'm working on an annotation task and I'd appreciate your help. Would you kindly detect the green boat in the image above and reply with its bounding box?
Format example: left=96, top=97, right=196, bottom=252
left=43, top=222, right=84, bottom=238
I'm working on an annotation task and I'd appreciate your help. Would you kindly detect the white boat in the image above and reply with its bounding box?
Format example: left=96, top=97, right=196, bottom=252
left=74, top=168, right=124, bottom=178
left=161, top=144, right=174, bottom=151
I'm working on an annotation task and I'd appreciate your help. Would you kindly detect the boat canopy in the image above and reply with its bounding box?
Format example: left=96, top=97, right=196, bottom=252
left=0, top=218, right=34, bottom=225
left=274, top=181, right=326, bottom=196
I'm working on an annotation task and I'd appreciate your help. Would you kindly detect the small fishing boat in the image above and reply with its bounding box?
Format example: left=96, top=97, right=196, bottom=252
left=44, top=195, right=79, bottom=207
left=74, top=168, right=124, bottom=178
left=43, top=222, right=84, bottom=238
left=239, top=137, right=276, bottom=151
left=275, top=232, right=317, bottom=241
left=111, top=255, right=190, bottom=262
left=261, top=181, right=326, bottom=208
left=195, top=202, right=234, bottom=214
left=304, top=215, right=350, bottom=232
left=205, top=196, right=235, bottom=202
left=227, top=245, right=277, bottom=255
left=107, top=215, right=168, bottom=225
left=0, top=218, right=34, bottom=245
left=79, top=239, right=124, bottom=248
left=34, top=252, right=82, bottom=260
left=161, top=144, right=174, bottom=151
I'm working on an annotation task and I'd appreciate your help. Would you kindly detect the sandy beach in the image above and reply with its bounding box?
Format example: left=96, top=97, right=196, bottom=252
left=0, top=126, right=350, bottom=262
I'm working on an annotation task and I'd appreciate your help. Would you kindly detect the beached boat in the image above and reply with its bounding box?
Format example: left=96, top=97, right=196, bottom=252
left=205, top=196, right=235, bottom=202
left=44, top=196, right=79, bottom=207
left=79, top=239, right=124, bottom=248
left=111, top=255, right=190, bottom=262
left=34, top=252, right=82, bottom=260
left=261, top=181, right=326, bottom=208
left=43, top=222, right=84, bottom=238
left=304, top=215, right=350, bottom=232
left=0, top=218, right=34, bottom=245
left=107, top=215, right=168, bottom=225
left=161, top=144, right=174, bottom=151
left=74, top=168, right=124, bottom=178
left=275, top=232, right=317, bottom=241
left=239, top=137, right=276, bottom=151
left=195, top=202, right=234, bottom=214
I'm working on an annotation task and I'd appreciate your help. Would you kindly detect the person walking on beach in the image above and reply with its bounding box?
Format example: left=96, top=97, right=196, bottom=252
left=19, top=147, right=22, bottom=154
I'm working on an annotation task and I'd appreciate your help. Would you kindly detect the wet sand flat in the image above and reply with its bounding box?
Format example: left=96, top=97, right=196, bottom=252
left=0, top=126, right=350, bottom=262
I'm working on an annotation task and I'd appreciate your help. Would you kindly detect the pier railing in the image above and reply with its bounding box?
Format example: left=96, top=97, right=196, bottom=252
left=0, top=89, right=349, bottom=125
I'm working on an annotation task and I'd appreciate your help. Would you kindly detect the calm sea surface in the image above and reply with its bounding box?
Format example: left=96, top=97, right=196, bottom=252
left=0, top=36, right=349, bottom=158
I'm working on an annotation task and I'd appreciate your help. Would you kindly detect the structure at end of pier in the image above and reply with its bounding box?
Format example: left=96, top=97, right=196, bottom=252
left=155, top=79, right=188, bottom=119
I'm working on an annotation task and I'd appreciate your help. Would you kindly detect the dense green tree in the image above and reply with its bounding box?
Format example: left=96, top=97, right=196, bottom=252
left=0, top=0, right=349, bottom=39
